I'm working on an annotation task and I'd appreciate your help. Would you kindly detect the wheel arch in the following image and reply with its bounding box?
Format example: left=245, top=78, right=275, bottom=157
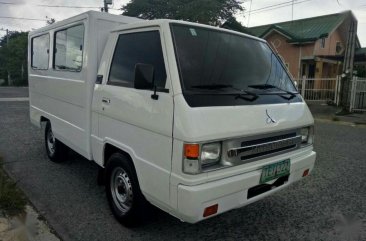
left=103, top=143, right=139, bottom=181
left=40, top=116, right=50, bottom=128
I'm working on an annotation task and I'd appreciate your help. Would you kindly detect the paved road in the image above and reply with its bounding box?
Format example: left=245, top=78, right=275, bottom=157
left=0, top=101, right=365, bottom=240
left=0, top=87, right=29, bottom=98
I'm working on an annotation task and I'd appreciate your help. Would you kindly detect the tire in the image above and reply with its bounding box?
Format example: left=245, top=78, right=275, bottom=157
left=45, top=122, right=66, bottom=162
left=105, top=153, right=147, bottom=226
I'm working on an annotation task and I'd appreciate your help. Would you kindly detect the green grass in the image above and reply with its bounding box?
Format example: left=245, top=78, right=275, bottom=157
left=0, top=157, right=27, bottom=216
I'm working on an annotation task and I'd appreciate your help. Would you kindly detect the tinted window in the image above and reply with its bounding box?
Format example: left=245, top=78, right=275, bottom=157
left=108, top=31, right=166, bottom=88
left=171, top=24, right=295, bottom=92
left=54, top=25, right=84, bottom=71
left=31, top=34, right=49, bottom=70
left=170, top=24, right=300, bottom=107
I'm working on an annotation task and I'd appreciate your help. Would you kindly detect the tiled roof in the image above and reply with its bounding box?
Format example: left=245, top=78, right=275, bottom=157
left=248, top=11, right=350, bottom=43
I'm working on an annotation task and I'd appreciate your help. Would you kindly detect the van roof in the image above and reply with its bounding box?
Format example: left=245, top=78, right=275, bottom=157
left=29, top=11, right=264, bottom=43
left=29, top=10, right=141, bottom=36
left=110, top=19, right=265, bottom=43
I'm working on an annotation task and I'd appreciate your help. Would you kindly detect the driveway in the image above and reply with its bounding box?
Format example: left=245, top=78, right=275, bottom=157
left=0, top=96, right=365, bottom=240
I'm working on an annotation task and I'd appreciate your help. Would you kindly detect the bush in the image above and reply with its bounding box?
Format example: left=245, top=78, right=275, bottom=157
left=0, top=157, right=27, bottom=216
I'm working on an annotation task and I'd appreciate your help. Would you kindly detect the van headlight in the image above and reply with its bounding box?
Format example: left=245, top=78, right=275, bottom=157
left=300, top=126, right=314, bottom=146
left=183, top=142, right=221, bottom=174
left=201, top=142, right=221, bottom=166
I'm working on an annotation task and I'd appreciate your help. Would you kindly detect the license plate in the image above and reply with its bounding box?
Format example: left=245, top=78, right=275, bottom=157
left=260, top=159, right=290, bottom=184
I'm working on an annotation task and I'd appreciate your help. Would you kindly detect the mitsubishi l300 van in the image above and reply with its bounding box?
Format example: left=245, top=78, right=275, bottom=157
left=28, top=11, right=316, bottom=225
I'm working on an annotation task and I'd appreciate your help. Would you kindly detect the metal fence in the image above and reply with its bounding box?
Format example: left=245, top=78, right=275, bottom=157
left=295, top=77, right=340, bottom=102
left=350, top=77, right=366, bottom=112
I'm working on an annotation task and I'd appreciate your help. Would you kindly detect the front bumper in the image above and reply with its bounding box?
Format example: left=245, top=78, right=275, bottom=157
left=175, top=151, right=316, bottom=223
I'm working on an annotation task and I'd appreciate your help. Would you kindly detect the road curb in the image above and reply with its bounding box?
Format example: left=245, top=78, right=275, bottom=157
left=0, top=98, right=29, bottom=102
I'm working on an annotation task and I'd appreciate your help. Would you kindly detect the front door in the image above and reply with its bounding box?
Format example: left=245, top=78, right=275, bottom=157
left=93, top=28, right=174, bottom=207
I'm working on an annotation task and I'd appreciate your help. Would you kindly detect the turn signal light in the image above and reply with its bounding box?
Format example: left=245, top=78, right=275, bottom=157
left=184, top=144, right=199, bottom=159
left=302, top=169, right=309, bottom=177
left=203, top=204, right=218, bottom=217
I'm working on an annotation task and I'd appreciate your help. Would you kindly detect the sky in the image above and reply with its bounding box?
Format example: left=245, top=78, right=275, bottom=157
left=0, top=0, right=365, bottom=46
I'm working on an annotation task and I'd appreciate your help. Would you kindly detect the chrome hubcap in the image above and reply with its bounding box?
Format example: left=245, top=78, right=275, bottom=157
left=47, top=128, right=56, bottom=155
left=110, top=167, right=133, bottom=214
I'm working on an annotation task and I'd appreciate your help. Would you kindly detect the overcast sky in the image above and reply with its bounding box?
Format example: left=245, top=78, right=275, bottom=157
left=0, top=0, right=365, bottom=46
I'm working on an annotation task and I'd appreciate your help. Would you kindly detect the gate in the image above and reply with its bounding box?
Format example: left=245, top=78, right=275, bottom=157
left=296, top=77, right=340, bottom=102
left=350, top=77, right=366, bottom=112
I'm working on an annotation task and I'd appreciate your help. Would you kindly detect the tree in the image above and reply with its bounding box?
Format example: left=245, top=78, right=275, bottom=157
left=221, top=17, right=251, bottom=34
left=0, top=31, right=28, bottom=86
left=46, top=18, right=56, bottom=25
left=121, top=0, right=244, bottom=26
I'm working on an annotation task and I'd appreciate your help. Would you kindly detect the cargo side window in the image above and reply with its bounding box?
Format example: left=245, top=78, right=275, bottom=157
left=31, top=34, right=50, bottom=70
left=108, top=31, right=167, bottom=88
left=54, top=24, right=84, bottom=72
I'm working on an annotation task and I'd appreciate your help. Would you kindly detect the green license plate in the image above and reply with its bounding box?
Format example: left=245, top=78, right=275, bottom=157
left=260, top=159, right=290, bottom=184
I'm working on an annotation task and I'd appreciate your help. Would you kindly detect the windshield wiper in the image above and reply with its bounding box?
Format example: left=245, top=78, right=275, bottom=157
left=190, top=84, right=233, bottom=90
left=248, top=84, right=297, bottom=100
left=190, top=84, right=258, bottom=101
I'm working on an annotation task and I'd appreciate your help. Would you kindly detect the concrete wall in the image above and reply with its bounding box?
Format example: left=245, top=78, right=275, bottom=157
left=314, top=29, right=345, bottom=56
left=264, top=26, right=347, bottom=79
left=266, top=31, right=301, bottom=78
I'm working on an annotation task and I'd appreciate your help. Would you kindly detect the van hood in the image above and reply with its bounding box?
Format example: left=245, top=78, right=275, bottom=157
left=173, top=94, right=314, bottom=142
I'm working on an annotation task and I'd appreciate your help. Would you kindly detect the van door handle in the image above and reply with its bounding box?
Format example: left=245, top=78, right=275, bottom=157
left=102, top=97, right=110, bottom=104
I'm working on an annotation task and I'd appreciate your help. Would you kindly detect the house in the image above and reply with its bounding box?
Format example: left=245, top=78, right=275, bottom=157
left=247, top=11, right=365, bottom=79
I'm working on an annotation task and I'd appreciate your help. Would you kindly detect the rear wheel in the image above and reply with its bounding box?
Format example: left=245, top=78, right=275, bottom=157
left=105, top=153, right=147, bottom=226
left=45, top=122, right=66, bottom=162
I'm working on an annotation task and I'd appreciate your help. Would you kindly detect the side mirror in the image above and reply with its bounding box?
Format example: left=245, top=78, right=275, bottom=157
left=294, top=80, right=298, bottom=89
left=134, top=63, right=154, bottom=90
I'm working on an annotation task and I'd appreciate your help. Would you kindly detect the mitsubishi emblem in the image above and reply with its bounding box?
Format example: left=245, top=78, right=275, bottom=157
left=266, top=109, right=276, bottom=124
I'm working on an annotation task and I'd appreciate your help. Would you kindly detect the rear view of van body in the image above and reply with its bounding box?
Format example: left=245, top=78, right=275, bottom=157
left=28, top=11, right=316, bottom=225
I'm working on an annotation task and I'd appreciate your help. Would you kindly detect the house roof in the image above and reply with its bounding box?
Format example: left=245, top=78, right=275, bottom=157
left=248, top=11, right=351, bottom=43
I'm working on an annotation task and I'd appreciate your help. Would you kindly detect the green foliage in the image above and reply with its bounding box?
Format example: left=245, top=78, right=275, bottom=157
left=354, top=65, right=366, bottom=78
left=122, top=0, right=244, bottom=26
left=221, top=17, right=251, bottom=34
left=0, top=31, right=29, bottom=86
left=0, top=157, right=27, bottom=216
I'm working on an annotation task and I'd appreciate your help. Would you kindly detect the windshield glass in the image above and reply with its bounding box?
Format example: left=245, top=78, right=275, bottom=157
left=170, top=24, right=296, bottom=94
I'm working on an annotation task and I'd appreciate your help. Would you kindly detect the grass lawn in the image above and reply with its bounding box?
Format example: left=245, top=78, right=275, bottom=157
left=0, top=156, right=27, bottom=216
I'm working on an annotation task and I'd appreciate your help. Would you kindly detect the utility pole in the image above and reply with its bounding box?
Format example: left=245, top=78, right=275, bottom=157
left=104, top=0, right=108, bottom=13
left=101, top=0, right=112, bottom=13
left=6, top=29, right=12, bottom=86
left=338, top=16, right=358, bottom=114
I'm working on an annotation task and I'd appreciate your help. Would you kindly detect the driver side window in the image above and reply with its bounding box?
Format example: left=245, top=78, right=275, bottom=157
left=108, top=31, right=167, bottom=88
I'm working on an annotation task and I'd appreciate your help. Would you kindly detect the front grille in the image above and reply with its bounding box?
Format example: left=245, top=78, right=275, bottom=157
left=227, top=132, right=301, bottom=161
left=241, top=133, right=296, bottom=147
left=240, top=133, right=298, bottom=160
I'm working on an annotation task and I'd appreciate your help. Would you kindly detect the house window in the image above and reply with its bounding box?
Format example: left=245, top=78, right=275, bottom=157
left=54, top=24, right=84, bottom=72
left=320, top=38, right=326, bottom=48
left=31, top=34, right=50, bottom=70
left=336, top=42, right=343, bottom=54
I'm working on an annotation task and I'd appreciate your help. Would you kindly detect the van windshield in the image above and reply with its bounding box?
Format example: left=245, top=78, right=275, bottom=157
left=170, top=23, right=301, bottom=107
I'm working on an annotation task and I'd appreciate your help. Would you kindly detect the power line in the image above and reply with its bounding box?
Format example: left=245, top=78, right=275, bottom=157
left=0, top=16, right=46, bottom=22
left=249, top=0, right=298, bottom=13
left=0, top=1, right=120, bottom=10
left=248, top=0, right=312, bottom=15
left=0, top=1, right=100, bottom=9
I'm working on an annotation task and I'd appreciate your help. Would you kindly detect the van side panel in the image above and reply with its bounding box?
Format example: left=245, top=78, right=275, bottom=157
left=29, top=16, right=90, bottom=158
left=29, top=12, right=141, bottom=160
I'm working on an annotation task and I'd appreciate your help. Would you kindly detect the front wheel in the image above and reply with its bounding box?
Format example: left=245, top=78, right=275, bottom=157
left=45, top=122, right=66, bottom=162
left=105, top=153, right=147, bottom=226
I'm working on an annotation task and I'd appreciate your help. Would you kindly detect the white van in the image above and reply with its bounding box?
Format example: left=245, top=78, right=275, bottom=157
left=28, top=11, right=316, bottom=225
